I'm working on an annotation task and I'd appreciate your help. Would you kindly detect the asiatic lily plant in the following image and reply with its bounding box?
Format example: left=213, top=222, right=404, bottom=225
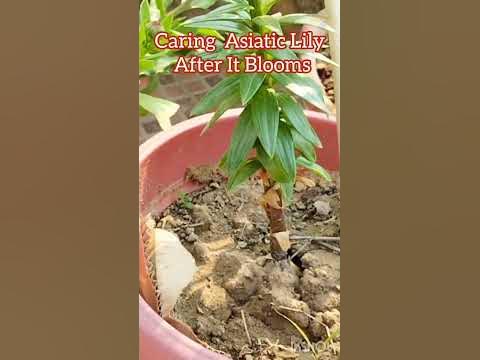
left=140, top=0, right=335, bottom=261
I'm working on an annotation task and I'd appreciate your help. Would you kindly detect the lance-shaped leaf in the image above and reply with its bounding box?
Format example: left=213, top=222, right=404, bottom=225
left=256, top=143, right=290, bottom=184
left=182, top=20, right=251, bottom=34
left=191, top=75, right=240, bottom=116
left=279, top=13, right=335, bottom=32
left=183, top=2, right=250, bottom=22
left=170, top=0, right=218, bottom=16
left=253, top=15, right=283, bottom=34
left=201, top=90, right=241, bottom=135
left=227, top=159, right=262, bottom=190
left=296, top=156, right=332, bottom=182
left=277, top=93, right=320, bottom=146
left=273, top=73, right=329, bottom=113
left=254, top=0, right=279, bottom=16
left=265, top=48, right=298, bottom=60
left=240, top=73, right=266, bottom=105
left=139, top=92, right=179, bottom=130
left=183, top=8, right=250, bottom=23
left=295, top=50, right=339, bottom=67
left=279, top=181, right=294, bottom=204
left=291, top=128, right=317, bottom=162
left=250, top=88, right=279, bottom=158
left=139, top=0, right=151, bottom=25
left=140, top=56, right=179, bottom=75
left=199, top=47, right=248, bottom=61
left=196, top=28, right=224, bottom=41
left=276, top=122, right=297, bottom=181
left=226, top=106, right=258, bottom=175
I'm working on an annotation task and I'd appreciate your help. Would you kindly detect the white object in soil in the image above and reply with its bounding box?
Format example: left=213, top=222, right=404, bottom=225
left=153, top=228, right=198, bottom=316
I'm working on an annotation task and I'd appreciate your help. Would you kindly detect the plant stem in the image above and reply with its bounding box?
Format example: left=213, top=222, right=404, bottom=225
left=260, top=171, right=291, bottom=260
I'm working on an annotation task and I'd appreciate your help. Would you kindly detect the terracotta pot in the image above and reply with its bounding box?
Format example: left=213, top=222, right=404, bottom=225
left=139, top=109, right=339, bottom=360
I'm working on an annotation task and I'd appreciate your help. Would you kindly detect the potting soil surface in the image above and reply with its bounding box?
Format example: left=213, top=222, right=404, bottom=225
left=153, top=168, right=340, bottom=360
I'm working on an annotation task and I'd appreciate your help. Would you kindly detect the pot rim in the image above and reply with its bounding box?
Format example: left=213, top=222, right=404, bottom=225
left=140, top=108, right=335, bottom=165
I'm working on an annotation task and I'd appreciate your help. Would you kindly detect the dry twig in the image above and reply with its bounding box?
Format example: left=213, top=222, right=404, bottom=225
left=291, top=235, right=340, bottom=242
left=241, top=310, right=252, bottom=347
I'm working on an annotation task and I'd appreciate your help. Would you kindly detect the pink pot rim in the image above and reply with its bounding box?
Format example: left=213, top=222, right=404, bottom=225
left=140, top=108, right=336, bottom=163
left=139, top=108, right=337, bottom=359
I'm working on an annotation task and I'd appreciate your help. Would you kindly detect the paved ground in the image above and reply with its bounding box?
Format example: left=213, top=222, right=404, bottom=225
left=139, top=72, right=225, bottom=144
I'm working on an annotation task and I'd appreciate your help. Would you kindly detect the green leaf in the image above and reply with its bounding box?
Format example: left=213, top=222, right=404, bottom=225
left=195, top=28, right=224, bottom=40
left=185, top=13, right=249, bottom=22
left=139, top=0, right=151, bottom=57
left=149, top=0, right=161, bottom=21
left=139, top=92, right=179, bottom=130
left=254, top=0, right=278, bottom=16
left=201, top=90, right=241, bottom=135
left=218, top=152, right=229, bottom=171
left=156, top=0, right=172, bottom=15
left=154, top=56, right=179, bottom=73
left=183, top=2, right=250, bottom=23
left=276, top=122, right=297, bottom=181
left=296, top=156, right=332, bottom=182
left=227, top=159, right=262, bottom=190
left=253, top=15, right=283, bottom=34
left=240, top=73, right=266, bottom=105
left=291, top=128, right=317, bottom=162
left=182, top=20, right=251, bottom=34
left=162, top=14, right=175, bottom=31
left=279, top=13, right=335, bottom=32
left=295, top=50, right=339, bottom=67
left=198, top=47, right=248, bottom=61
left=273, top=73, right=329, bottom=113
left=256, top=143, right=290, bottom=183
left=139, top=0, right=151, bottom=25
left=250, top=88, right=279, bottom=158
left=171, top=0, right=218, bottom=16
left=139, top=59, right=155, bottom=75
left=226, top=106, right=258, bottom=175
left=277, top=93, right=320, bottom=146
left=140, top=55, right=179, bottom=75
left=203, top=2, right=250, bottom=19
left=279, top=181, right=294, bottom=204
left=191, top=75, right=240, bottom=116
left=265, top=48, right=298, bottom=60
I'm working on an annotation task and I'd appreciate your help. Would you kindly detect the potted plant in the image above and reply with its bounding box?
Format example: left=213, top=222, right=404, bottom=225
left=139, top=1, right=340, bottom=359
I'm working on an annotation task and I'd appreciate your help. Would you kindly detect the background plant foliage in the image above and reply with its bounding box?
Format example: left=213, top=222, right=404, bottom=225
left=139, top=0, right=226, bottom=129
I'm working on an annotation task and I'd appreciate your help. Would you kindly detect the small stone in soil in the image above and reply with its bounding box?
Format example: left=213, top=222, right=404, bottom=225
left=314, top=200, right=331, bottom=216
left=198, top=285, right=233, bottom=321
left=295, top=181, right=307, bottom=192
left=232, top=214, right=254, bottom=231
left=186, top=232, right=199, bottom=243
left=210, top=182, right=220, bottom=189
left=309, top=312, right=328, bottom=339
left=237, top=241, right=248, bottom=249
left=295, top=201, right=306, bottom=210
left=215, top=195, right=225, bottom=208
left=191, top=204, right=212, bottom=231
left=193, top=241, right=209, bottom=261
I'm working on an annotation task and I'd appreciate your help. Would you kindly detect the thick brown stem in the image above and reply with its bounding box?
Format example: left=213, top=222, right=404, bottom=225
left=265, top=203, right=287, bottom=233
left=260, top=172, right=291, bottom=260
